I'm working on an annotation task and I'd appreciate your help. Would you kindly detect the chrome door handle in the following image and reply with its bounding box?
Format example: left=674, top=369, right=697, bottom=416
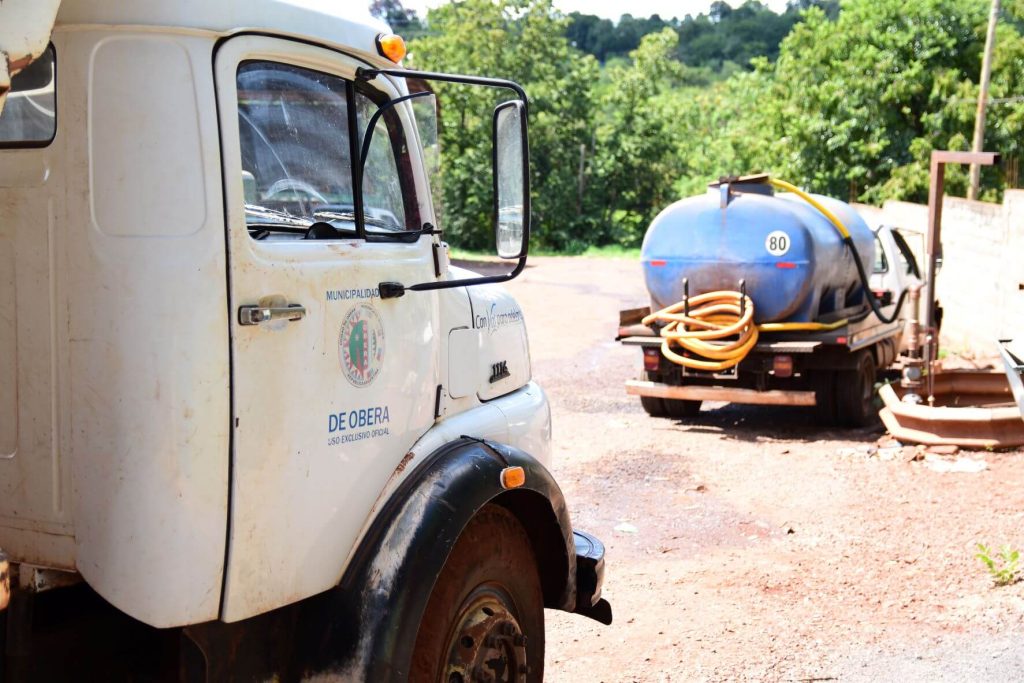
left=238, top=304, right=306, bottom=326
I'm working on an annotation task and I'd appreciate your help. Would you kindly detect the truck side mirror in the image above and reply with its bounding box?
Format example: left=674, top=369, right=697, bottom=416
left=493, top=101, right=529, bottom=260
left=356, top=67, right=532, bottom=298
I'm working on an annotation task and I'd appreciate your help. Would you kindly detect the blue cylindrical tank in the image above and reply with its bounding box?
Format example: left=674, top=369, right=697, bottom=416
left=641, top=183, right=875, bottom=323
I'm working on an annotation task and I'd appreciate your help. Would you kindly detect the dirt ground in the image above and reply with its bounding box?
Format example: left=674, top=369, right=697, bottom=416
left=494, top=256, right=1024, bottom=682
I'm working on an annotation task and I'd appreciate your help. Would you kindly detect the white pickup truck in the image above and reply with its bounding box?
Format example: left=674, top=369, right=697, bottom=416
left=0, top=1, right=610, bottom=680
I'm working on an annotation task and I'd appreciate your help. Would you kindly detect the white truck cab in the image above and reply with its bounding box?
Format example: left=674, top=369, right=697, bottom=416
left=869, top=224, right=923, bottom=316
left=0, top=2, right=610, bottom=679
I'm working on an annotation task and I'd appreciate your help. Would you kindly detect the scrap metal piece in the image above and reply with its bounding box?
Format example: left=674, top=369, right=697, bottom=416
left=998, top=339, right=1024, bottom=416
left=879, top=370, right=1024, bottom=448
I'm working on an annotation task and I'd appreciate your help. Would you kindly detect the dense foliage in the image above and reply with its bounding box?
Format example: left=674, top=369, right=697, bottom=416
left=385, top=0, right=1024, bottom=252
left=406, top=0, right=598, bottom=250
left=567, top=1, right=839, bottom=70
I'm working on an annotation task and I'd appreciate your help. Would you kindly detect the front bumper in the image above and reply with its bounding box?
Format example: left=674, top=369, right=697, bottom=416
left=572, top=530, right=612, bottom=625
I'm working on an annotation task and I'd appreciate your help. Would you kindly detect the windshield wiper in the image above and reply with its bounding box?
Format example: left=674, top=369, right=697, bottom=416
left=313, top=209, right=397, bottom=230
left=245, top=203, right=312, bottom=227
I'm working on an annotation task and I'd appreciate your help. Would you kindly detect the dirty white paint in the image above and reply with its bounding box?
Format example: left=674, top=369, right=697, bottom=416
left=0, top=28, right=231, bottom=628
left=469, top=283, right=532, bottom=401
left=0, top=3, right=552, bottom=634
left=215, top=35, right=444, bottom=623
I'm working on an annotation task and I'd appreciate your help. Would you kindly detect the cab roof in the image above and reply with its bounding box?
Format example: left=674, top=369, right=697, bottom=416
left=56, top=0, right=389, bottom=55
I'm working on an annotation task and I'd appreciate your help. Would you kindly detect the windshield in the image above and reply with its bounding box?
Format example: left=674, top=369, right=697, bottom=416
left=236, top=61, right=418, bottom=239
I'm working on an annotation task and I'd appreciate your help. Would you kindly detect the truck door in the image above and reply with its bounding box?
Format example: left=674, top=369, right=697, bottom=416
left=214, top=36, right=441, bottom=621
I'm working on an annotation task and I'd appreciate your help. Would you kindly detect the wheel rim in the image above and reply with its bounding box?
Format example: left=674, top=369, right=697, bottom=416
left=441, top=585, right=528, bottom=683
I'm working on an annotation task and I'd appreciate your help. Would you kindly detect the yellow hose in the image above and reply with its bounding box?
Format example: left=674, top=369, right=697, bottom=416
left=646, top=177, right=853, bottom=371
left=643, top=291, right=759, bottom=372
left=767, top=178, right=850, bottom=239
left=759, top=319, right=848, bottom=332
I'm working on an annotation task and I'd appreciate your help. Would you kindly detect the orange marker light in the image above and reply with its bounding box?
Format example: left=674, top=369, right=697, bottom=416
left=500, top=466, right=526, bottom=489
left=376, top=34, right=407, bottom=63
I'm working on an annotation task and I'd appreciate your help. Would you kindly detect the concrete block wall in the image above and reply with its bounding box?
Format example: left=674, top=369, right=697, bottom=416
left=856, top=190, right=1024, bottom=354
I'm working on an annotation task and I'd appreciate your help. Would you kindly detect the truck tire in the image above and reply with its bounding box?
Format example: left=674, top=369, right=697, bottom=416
left=836, top=350, right=877, bottom=428
left=664, top=399, right=702, bottom=418
left=812, top=370, right=838, bottom=426
left=640, top=394, right=668, bottom=417
left=410, top=504, right=544, bottom=683
left=639, top=371, right=668, bottom=417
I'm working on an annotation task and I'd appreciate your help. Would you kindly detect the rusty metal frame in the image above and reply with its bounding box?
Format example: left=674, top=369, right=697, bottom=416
left=922, top=150, right=1000, bottom=358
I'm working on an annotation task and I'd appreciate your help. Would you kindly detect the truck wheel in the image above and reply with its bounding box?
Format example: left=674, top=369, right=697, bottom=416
left=812, top=370, right=837, bottom=426
left=640, top=394, right=668, bottom=417
left=639, top=371, right=668, bottom=417
left=836, top=351, right=877, bottom=428
left=664, top=399, right=702, bottom=418
left=410, top=504, right=544, bottom=683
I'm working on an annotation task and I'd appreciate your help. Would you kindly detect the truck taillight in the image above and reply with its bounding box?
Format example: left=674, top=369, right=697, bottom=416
left=643, top=347, right=661, bottom=372
left=772, top=354, right=794, bottom=378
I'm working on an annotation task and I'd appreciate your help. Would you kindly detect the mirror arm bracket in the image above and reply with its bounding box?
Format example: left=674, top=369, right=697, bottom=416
left=356, top=67, right=529, bottom=109
left=377, top=256, right=527, bottom=300
left=379, top=282, right=407, bottom=299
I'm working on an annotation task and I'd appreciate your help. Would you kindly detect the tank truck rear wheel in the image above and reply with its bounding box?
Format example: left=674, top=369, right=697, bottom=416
left=639, top=372, right=669, bottom=417
left=664, top=399, right=702, bottom=419
left=410, top=505, right=545, bottom=683
left=837, top=351, right=878, bottom=428
left=640, top=395, right=668, bottom=417
left=812, top=371, right=838, bottom=426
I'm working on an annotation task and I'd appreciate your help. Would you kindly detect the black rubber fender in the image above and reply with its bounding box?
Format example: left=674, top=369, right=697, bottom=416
left=311, top=436, right=581, bottom=681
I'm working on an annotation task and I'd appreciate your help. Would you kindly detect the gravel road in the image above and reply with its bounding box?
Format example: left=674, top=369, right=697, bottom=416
left=489, top=256, right=1024, bottom=682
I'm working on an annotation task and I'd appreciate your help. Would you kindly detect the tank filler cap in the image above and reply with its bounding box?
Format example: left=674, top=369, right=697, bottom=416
left=709, top=174, right=774, bottom=205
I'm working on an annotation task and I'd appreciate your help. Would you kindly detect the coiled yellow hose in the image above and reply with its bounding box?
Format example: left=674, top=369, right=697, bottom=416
left=644, top=177, right=852, bottom=372
left=642, top=291, right=760, bottom=372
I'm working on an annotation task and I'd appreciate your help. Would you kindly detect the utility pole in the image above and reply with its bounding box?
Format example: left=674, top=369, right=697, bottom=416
left=968, top=0, right=1000, bottom=201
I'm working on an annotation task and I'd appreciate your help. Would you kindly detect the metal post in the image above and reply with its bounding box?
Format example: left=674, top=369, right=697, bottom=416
left=923, top=155, right=945, bottom=347
left=969, top=0, right=1000, bottom=201
left=924, top=150, right=1001, bottom=401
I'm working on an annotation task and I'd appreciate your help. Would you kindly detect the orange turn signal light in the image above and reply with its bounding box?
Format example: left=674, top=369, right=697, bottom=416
left=500, top=466, right=526, bottom=489
left=376, top=34, right=407, bottom=63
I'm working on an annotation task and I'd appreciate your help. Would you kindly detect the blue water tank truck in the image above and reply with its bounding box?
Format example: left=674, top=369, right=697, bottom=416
left=619, top=175, right=922, bottom=427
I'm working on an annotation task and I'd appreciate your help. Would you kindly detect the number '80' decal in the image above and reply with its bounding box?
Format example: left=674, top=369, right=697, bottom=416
left=765, top=230, right=790, bottom=256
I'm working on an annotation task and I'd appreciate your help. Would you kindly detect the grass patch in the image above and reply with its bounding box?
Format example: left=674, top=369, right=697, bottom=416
left=976, top=543, right=1021, bottom=587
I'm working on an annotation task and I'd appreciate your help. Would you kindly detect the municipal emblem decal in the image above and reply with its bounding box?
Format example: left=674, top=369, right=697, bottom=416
left=339, top=304, right=385, bottom=387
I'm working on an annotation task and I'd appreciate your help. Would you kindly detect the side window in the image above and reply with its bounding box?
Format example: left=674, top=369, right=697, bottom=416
left=356, top=92, right=407, bottom=230
left=236, top=61, right=417, bottom=240
left=890, top=228, right=922, bottom=278
left=0, top=45, right=56, bottom=147
left=872, top=235, right=888, bottom=273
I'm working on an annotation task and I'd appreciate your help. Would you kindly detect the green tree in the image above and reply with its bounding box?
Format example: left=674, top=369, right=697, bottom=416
left=589, top=29, right=708, bottom=246
left=408, top=0, right=598, bottom=251
left=667, top=61, right=781, bottom=198
left=369, top=0, right=424, bottom=36
left=766, top=0, right=1024, bottom=202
